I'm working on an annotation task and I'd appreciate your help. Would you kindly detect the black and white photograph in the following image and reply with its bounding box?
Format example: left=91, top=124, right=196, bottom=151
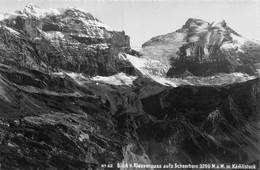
left=0, top=0, right=259, bottom=169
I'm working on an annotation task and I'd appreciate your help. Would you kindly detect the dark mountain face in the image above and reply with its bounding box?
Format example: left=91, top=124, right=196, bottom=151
left=0, top=5, right=259, bottom=170
left=141, top=78, right=260, bottom=165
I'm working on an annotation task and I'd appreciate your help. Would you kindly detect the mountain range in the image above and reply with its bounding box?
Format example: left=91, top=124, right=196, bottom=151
left=0, top=4, right=259, bottom=170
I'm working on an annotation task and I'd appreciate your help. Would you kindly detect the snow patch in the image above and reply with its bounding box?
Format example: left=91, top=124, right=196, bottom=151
left=22, top=4, right=64, bottom=18
left=41, top=31, right=65, bottom=40
left=125, top=54, right=177, bottom=87
left=66, top=72, right=87, bottom=80
left=231, top=72, right=256, bottom=80
left=91, top=73, right=137, bottom=86
left=53, top=71, right=138, bottom=87
left=221, top=42, right=244, bottom=53
left=149, top=75, right=178, bottom=87
left=52, top=72, right=89, bottom=85
left=3, top=26, right=20, bottom=36
left=125, top=54, right=147, bottom=69
left=87, top=43, right=109, bottom=50
left=79, top=133, right=89, bottom=141
left=53, top=72, right=65, bottom=77
left=232, top=72, right=247, bottom=77
left=207, top=109, right=221, bottom=120
left=0, top=4, right=95, bottom=21
left=221, top=34, right=246, bottom=53
left=125, top=54, right=166, bottom=76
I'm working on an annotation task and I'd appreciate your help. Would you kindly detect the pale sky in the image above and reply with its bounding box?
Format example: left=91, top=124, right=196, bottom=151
left=0, top=0, right=259, bottom=47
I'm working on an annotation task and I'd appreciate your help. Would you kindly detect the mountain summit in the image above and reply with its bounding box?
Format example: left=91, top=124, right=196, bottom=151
left=0, top=4, right=138, bottom=77
left=141, top=18, right=260, bottom=77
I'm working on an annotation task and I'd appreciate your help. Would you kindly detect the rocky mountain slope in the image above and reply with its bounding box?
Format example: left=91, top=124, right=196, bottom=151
left=0, top=5, right=259, bottom=170
left=0, top=4, right=137, bottom=76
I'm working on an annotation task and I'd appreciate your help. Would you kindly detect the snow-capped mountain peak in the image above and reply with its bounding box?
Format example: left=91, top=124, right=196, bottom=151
left=0, top=4, right=119, bottom=33
left=22, top=3, right=63, bottom=18
left=0, top=4, right=65, bottom=20
left=141, top=18, right=260, bottom=79
left=1, top=4, right=91, bottom=21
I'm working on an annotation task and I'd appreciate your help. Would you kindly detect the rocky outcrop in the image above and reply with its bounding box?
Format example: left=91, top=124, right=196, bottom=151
left=140, top=78, right=260, bottom=166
